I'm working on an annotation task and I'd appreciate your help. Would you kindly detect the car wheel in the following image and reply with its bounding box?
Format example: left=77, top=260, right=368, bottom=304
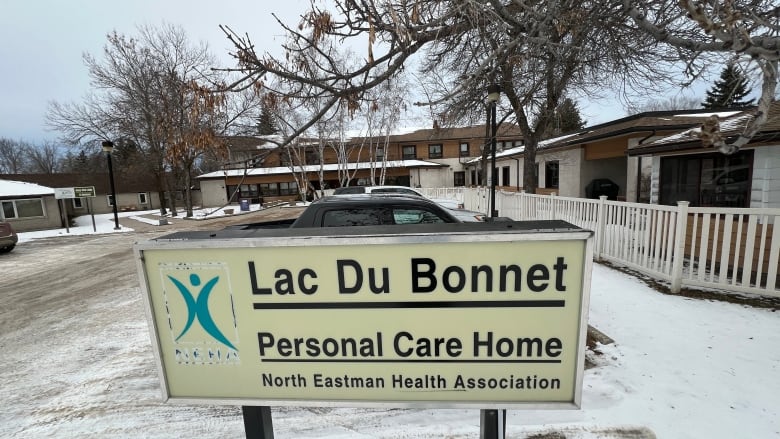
left=0, top=244, right=14, bottom=253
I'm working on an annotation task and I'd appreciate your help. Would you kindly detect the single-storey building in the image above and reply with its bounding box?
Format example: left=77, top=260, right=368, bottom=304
left=627, top=101, right=780, bottom=209
left=0, top=179, right=60, bottom=232
left=468, top=108, right=746, bottom=202
left=0, top=173, right=168, bottom=217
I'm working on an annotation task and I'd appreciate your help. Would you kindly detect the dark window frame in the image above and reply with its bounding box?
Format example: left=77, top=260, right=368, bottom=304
left=402, top=145, right=417, bottom=160
left=545, top=161, right=560, bottom=189
left=428, top=144, right=443, bottom=159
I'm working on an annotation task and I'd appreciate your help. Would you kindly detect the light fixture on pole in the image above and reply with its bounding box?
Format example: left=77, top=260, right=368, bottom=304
left=102, top=140, right=121, bottom=230
left=486, top=84, right=501, bottom=218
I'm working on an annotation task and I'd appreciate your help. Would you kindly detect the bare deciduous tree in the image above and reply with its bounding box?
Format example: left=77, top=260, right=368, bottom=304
left=222, top=1, right=673, bottom=193
left=0, top=138, right=30, bottom=174
left=25, top=141, right=63, bottom=174
left=48, top=24, right=244, bottom=215
left=625, top=0, right=779, bottom=154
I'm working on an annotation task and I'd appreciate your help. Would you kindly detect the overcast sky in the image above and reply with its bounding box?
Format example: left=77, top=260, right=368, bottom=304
left=1, top=1, right=711, bottom=145
left=0, top=0, right=309, bottom=143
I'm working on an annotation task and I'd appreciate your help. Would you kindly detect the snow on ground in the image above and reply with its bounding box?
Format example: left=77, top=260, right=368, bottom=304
left=2, top=214, right=779, bottom=438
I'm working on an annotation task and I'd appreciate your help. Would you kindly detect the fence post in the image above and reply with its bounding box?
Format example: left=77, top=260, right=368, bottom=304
left=670, top=201, right=690, bottom=293
left=551, top=192, right=557, bottom=220
left=594, top=195, right=607, bottom=261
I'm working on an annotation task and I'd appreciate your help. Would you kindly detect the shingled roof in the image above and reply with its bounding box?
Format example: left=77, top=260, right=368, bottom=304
left=540, top=108, right=744, bottom=150
left=0, top=173, right=157, bottom=194
left=627, top=102, right=780, bottom=156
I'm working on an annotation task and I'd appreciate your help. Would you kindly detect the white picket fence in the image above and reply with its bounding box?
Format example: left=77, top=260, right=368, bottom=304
left=421, top=187, right=780, bottom=298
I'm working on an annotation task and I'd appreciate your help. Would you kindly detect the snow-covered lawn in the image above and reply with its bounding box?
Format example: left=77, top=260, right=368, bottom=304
left=1, top=214, right=778, bottom=438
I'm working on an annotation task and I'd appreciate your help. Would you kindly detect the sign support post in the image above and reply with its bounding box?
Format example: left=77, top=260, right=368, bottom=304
left=242, top=406, right=274, bottom=439
left=480, top=409, right=506, bottom=439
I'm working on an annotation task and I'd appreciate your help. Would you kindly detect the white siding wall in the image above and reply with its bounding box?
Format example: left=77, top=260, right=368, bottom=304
left=751, top=144, right=780, bottom=209
left=538, top=148, right=581, bottom=197
left=411, top=167, right=452, bottom=188
left=200, top=179, right=229, bottom=207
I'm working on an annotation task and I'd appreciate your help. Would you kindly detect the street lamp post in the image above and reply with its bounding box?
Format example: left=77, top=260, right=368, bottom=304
left=102, top=140, right=121, bottom=230
left=486, top=84, right=501, bottom=218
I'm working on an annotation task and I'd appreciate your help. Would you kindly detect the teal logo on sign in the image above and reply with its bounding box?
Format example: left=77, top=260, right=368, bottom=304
left=167, top=273, right=238, bottom=351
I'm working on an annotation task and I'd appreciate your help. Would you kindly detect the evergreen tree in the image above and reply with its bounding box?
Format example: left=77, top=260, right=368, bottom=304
left=545, top=98, right=586, bottom=137
left=256, top=102, right=278, bottom=135
left=702, top=65, right=754, bottom=109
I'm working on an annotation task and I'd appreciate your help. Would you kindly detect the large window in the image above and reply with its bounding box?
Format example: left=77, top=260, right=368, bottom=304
left=402, top=145, right=417, bottom=160
left=2, top=198, right=45, bottom=219
left=545, top=161, right=560, bottom=189
left=659, top=151, right=752, bottom=207
left=428, top=144, right=443, bottom=159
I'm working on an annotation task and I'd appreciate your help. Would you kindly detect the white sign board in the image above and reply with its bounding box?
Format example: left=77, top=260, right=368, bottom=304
left=135, top=224, right=593, bottom=409
left=54, top=188, right=75, bottom=199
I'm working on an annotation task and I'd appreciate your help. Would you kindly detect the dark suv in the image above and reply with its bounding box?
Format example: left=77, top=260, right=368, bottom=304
left=291, top=194, right=461, bottom=227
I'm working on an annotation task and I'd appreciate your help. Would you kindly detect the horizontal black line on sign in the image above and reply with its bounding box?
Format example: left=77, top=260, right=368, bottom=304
left=253, top=300, right=565, bottom=310
left=261, top=359, right=562, bottom=364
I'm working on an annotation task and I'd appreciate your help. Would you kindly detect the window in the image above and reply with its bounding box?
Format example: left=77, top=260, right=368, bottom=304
left=305, top=150, right=320, bottom=165
left=393, top=208, right=448, bottom=224
left=138, top=192, right=148, bottom=205
left=402, top=145, right=417, bottom=160
left=428, top=144, right=443, bottom=159
left=72, top=198, right=84, bottom=209
left=545, top=161, right=560, bottom=188
left=279, top=181, right=298, bottom=196
left=260, top=183, right=280, bottom=197
left=375, top=147, right=384, bottom=160
left=502, top=166, right=511, bottom=187
left=660, top=151, right=752, bottom=207
left=107, top=195, right=115, bottom=207
left=279, top=152, right=292, bottom=167
left=2, top=198, right=45, bottom=219
left=454, top=171, right=466, bottom=187
left=459, top=142, right=470, bottom=157
left=322, top=208, right=384, bottom=227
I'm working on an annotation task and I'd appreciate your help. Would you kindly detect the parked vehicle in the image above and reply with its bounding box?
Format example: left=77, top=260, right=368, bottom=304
left=332, top=185, right=464, bottom=210
left=0, top=221, right=18, bottom=253
left=225, top=194, right=461, bottom=230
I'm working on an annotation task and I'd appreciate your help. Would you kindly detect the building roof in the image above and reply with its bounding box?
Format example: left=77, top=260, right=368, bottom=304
left=382, top=124, right=524, bottom=143
left=543, top=109, right=743, bottom=149
left=0, top=179, right=55, bottom=197
left=462, top=108, right=747, bottom=164
left=627, top=102, right=780, bottom=156
left=198, top=159, right=447, bottom=179
left=0, top=173, right=157, bottom=194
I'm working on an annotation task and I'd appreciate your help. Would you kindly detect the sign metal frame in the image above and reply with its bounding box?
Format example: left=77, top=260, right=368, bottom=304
left=135, top=225, right=593, bottom=410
